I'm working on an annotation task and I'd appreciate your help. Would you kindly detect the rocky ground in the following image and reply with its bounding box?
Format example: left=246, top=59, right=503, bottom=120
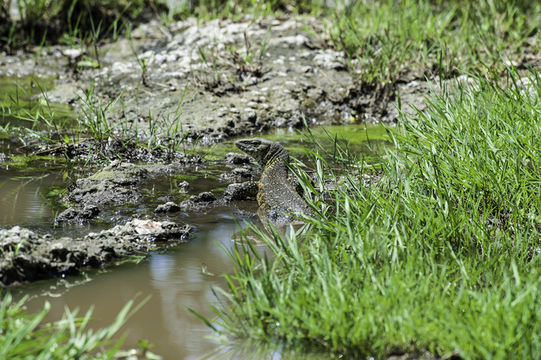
left=0, top=16, right=432, bottom=146
left=0, top=148, right=263, bottom=285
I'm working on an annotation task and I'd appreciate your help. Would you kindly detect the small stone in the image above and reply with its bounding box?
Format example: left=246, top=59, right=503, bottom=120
left=62, top=48, right=83, bottom=59
left=177, top=181, right=190, bottom=192
left=155, top=201, right=181, bottom=213
left=56, top=204, right=100, bottom=223
left=225, top=152, right=252, bottom=165
left=190, top=192, right=216, bottom=203
left=313, top=50, right=345, bottom=70
left=241, top=109, right=257, bottom=123
left=224, top=182, right=259, bottom=201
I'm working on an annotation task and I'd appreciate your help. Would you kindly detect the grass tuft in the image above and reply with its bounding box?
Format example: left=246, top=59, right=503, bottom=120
left=328, top=0, right=540, bottom=86
left=0, top=291, right=148, bottom=359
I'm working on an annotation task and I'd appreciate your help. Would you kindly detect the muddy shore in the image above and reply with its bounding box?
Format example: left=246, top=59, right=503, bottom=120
left=0, top=17, right=433, bottom=145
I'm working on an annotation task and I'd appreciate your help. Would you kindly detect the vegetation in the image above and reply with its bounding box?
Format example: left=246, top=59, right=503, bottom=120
left=0, top=77, right=189, bottom=160
left=328, top=0, right=540, bottom=85
left=0, top=0, right=150, bottom=50
left=208, top=68, right=541, bottom=358
left=0, top=292, right=148, bottom=359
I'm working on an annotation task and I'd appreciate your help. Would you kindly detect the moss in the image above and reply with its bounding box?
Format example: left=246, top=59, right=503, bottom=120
left=171, top=174, right=199, bottom=182
left=5, top=155, right=65, bottom=169
left=238, top=124, right=392, bottom=158
left=189, top=144, right=237, bottom=161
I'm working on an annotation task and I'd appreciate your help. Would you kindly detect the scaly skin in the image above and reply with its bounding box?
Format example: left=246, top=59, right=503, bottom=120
left=235, top=138, right=313, bottom=224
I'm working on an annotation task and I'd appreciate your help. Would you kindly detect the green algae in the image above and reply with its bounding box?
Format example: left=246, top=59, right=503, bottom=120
left=193, top=144, right=238, bottom=161
left=188, top=124, right=392, bottom=163
left=172, top=174, right=199, bottom=182
left=3, top=154, right=67, bottom=170
left=266, top=124, right=391, bottom=156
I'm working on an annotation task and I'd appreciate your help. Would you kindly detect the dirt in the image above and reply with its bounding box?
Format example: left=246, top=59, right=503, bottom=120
left=0, top=16, right=435, bottom=149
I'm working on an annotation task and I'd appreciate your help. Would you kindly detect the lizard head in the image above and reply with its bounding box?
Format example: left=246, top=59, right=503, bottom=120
left=235, top=138, right=288, bottom=167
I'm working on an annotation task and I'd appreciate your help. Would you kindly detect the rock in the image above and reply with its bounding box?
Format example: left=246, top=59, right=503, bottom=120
left=155, top=201, right=181, bottom=213
left=219, top=166, right=259, bottom=182
left=179, top=191, right=219, bottom=211
left=241, top=109, right=257, bottom=123
left=0, top=226, right=39, bottom=252
left=65, top=162, right=149, bottom=209
left=225, top=152, right=252, bottom=165
left=313, top=50, right=346, bottom=70
left=177, top=180, right=190, bottom=192
left=0, top=220, right=194, bottom=286
left=91, top=219, right=192, bottom=243
left=190, top=191, right=216, bottom=203
left=56, top=204, right=100, bottom=223
left=60, top=161, right=192, bottom=223
left=223, top=181, right=258, bottom=201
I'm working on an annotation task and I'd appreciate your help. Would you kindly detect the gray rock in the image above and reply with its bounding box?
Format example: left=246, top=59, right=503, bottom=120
left=225, top=152, right=252, bottom=165
left=155, top=201, right=181, bottom=213
left=223, top=181, right=258, bottom=201
left=219, top=166, right=259, bottom=182
left=179, top=191, right=218, bottom=211
left=56, top=204, right=100, bottom=223
left=190, top=191, right=216, bottom=203
left=60, top=161, right=191, bottom=223
left=177, top=180, right=190, bottom=192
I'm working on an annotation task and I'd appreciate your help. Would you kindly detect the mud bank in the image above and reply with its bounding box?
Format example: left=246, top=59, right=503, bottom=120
left=57, top=160, right=201, bottom=222
left=0, top=219, right=193, bottom=286
left=0, top=17, right=433, bottom=146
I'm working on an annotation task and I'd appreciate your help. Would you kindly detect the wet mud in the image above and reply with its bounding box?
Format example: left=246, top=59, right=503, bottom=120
left=1, top=17, right=436, bottom=149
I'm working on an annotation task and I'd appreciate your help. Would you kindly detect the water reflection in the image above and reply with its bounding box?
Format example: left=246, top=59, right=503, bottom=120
left=0, top=170, right=55, bottom=226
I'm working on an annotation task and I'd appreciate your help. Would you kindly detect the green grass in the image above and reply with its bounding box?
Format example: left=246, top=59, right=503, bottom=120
left=0, top=0, right=147, bottom=50
left=207, top=68, right=541, bottom=358
left=0, top=292, right=150, bottom=359
left=328, top=0, right=540, bottom=86
left=0, top=76, right=76, bottom=147
left=0, top=76, right=192, bottom=160
left=1, top=0, right=314, bottom=49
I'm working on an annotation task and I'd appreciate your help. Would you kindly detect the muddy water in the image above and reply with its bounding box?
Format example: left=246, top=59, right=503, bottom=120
left=1, top=161, right=244, bottom=358
left=0, top=168, right=57, bottom=225
left=15, top=209, right=242, bottom=359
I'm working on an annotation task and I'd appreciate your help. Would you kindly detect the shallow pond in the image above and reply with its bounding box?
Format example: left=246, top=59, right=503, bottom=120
left=2, top=125, right=390, bottom=359
left=14, top=209, right=242, bottom=359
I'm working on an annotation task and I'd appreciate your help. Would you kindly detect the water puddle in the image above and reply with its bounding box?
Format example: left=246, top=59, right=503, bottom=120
left=0, top=75, right=74, bottom=132
left=0, top=162, right=88, bottom=233
left=14, top=208, right=242, bottom=359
